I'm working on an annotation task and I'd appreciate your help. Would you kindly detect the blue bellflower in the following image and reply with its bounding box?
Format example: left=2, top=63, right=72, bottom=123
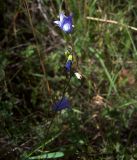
left=52, top=97, right=70, bottom=111
left=54, top=12, right=73, bottom=33
left=65, top=60, right=72, bottom=72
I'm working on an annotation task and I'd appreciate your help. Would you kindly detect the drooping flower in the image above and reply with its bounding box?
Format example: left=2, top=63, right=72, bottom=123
left=65, top=60, right=72, bottom=72
left=54, top=12, right=73, bottom=33
left=65, top=51, right=73, bottom=72
left=52, top=97, right=70, bottom=111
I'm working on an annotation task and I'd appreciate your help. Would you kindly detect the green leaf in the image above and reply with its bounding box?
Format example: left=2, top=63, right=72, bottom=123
left=28, top=152, right=64, bottom=159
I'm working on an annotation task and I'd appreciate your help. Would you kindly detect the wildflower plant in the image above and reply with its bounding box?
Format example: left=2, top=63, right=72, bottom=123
left=53, top=11, right=82, bottom=111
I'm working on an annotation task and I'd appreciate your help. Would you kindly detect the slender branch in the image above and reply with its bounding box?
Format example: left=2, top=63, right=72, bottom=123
left=86, top=16, right=137, bottom=32
left=23, top=0, right=51, bottom=95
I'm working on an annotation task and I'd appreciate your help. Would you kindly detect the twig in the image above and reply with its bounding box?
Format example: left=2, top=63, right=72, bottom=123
left=86, top=16, right=137, bottom=32
left=23, top=0, right=51, bottom=95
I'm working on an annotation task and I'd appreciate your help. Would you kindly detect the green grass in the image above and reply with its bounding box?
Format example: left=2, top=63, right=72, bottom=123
left=1, top=0, right=137, bottom=159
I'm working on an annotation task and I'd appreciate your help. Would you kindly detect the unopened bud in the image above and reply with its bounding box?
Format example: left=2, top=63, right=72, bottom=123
left=74, top=72, right=82, bottom=80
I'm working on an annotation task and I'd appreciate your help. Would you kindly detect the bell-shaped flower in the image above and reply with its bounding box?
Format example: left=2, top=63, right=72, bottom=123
left=52, top=97, right=70, bottom=111
left=54, top=12, right=73, bottom=33
left=65, top=60, right=72, bottom=72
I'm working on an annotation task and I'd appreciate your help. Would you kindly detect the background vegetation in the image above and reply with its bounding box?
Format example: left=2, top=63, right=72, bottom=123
left=1, top=0, right=137, bottom=159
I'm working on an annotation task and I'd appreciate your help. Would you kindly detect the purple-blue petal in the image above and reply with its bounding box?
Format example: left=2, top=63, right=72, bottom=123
left=59, top=13, right=66, bottom=23
left=65, top=60, right=72, bottom=72
left=54, top=13, right=73, bottom=33
left=52, top=97, right=70, bottom=111
left=61, top=16, right=73, bottom=33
